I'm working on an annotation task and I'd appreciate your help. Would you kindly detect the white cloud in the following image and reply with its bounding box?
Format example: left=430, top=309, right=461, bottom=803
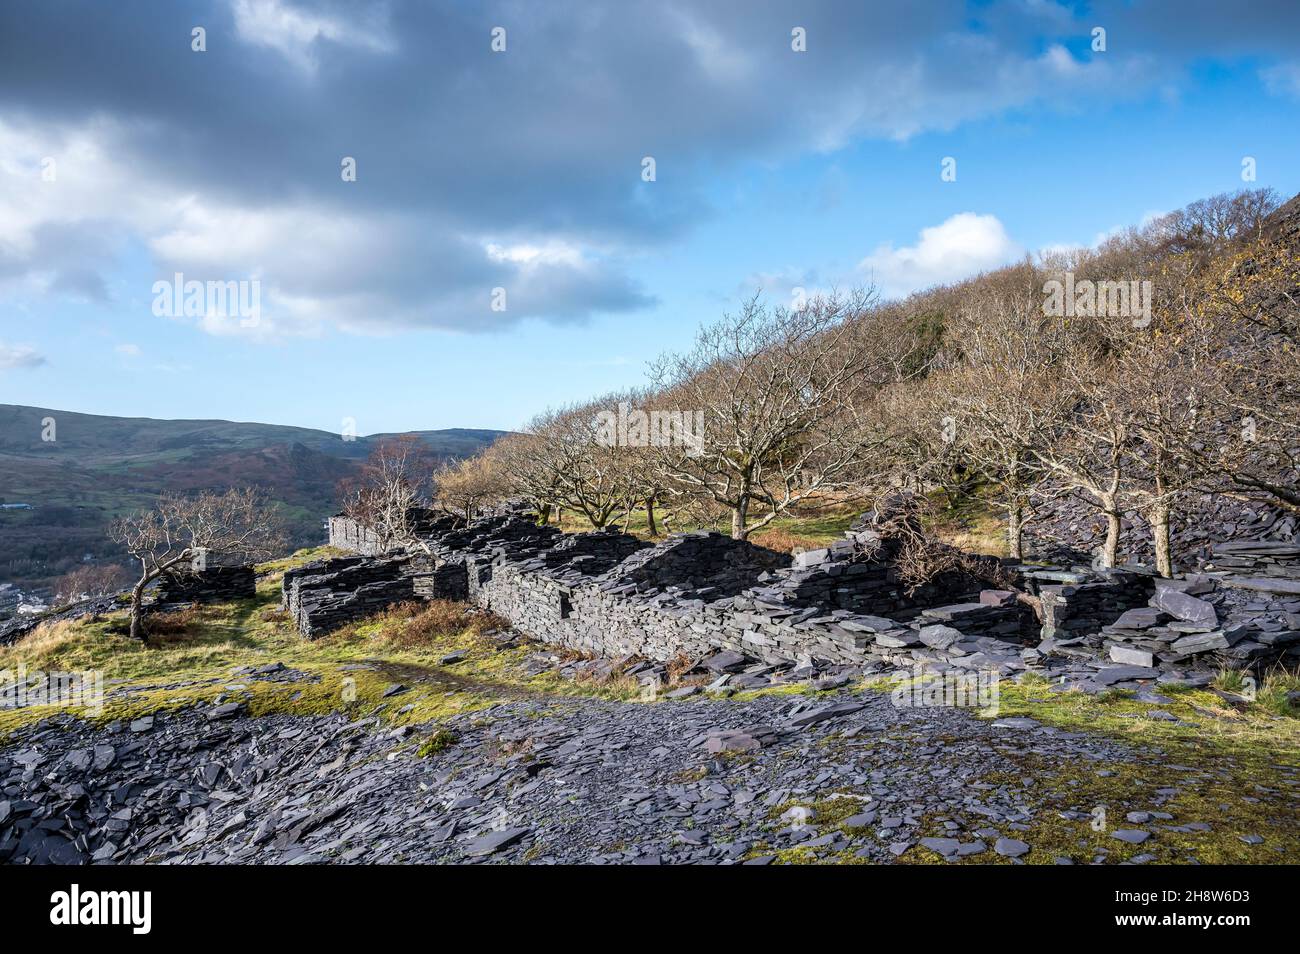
left=1261, top=60, right=1300, bottom=98
left=858, top=213, right=1023, bottom=297
left=667, top=8, right=754, bottom=84
left=230, top=0, right=393, bottom=73
left=114, top=343, right=141, bottom=356
left=0, top=116, right=649, bottom=339
left=0, top=341, right=45, bottom=370
left=484, top=241, right=586, bottom=269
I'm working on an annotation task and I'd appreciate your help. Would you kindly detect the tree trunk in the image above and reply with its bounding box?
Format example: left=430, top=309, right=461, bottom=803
left=1006, top=502, right=1023, bottom=560
left=129, top=574, right=148, bottom=644
left=731, top=495, right=750, bottom=541
left=1150, top=500, right=1173, bottom=577
left=1100, top=498, right=1122, bottom=569
left=645, top=497, right=658, bottom=537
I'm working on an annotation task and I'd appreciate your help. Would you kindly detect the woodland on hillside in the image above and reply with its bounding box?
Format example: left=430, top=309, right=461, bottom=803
left=357, top=188, right=1298, bottom=580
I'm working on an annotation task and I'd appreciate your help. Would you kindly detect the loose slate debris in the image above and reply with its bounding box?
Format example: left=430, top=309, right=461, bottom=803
left=5, top=678, right=1265, bottom=866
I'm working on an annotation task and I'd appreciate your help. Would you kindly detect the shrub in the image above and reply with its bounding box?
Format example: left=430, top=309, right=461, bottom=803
left=416, top=728, right=458, bottom=757
left=358, top=600, right=507, bottom=648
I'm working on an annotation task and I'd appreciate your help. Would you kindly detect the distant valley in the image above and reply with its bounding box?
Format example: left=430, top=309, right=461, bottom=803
left=0, top=404, right=504, bottom=595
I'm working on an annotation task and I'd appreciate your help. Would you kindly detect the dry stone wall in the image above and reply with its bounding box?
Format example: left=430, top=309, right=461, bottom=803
left=156, top=565, right=256, bottom=604
left=310, top=512, right=1040, bottom=669
left=302, top=509, right=1299, bottom=676
left=282, top=554, right=420, bottom=638
left=326, top=516, right=386, bottom=556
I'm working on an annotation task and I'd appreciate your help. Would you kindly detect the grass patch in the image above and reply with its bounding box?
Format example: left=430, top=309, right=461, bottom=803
left=416, top=728, right=459, bottom=757
left=550, top=499, right=858, bottom=552
left=0, top=547, right=636, bottom=741
left=885, top=670, right=1300, bottom=864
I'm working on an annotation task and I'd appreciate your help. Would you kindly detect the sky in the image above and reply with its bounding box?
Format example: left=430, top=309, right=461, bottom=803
left=0, top=0, right=1298, bottom=435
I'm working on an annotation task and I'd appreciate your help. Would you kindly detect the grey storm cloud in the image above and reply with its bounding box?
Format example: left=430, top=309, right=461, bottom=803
left=0, top=0, right=1297, bottom=335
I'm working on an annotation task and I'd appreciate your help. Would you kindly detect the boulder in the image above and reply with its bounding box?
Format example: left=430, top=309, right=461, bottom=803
left=918, top=624, right=963, bottom=650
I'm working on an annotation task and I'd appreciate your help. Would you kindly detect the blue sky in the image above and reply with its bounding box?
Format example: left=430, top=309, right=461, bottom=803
left=1, top=1, right=1297, bottom=433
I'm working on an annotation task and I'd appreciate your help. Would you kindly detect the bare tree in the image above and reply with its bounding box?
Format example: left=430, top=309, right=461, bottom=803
left=54, top=563, right=131, bottom=604
left=495, top=396, right=650, bottom=530
left=1145, top=188, right=1281, bottom=259
left=339, top=435, right=435, bottom=550
left=1194, top=235, right=1300, bottom=511
left=930, top=264, right=1076, bottom=559
left=647, top=291, right=902, bottom=540
left=109, top=489, right=282, bottom=642
left=485, top=431, right=565, bottom=525
left=434, top=453, right=508, bottom=523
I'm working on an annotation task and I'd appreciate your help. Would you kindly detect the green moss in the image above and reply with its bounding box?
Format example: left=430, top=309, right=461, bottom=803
left=416, top=728, right=459, bottom=757
left=881, top=671, right=1300, bottom=865
left=521, top=843, right=545, bottom=862
left=768, top=791, right=874, bottom=829
left=923, top=751, right=1300, bottom=865
left=767, top=845, right=869, bottom=865
left=0, top=547, right=637, bottom=742
left=671, top=764, right=711, bottom=783
left=992, top=672, right=1300, bottom=760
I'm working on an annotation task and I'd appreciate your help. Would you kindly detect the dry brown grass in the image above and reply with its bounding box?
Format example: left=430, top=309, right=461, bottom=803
left=572, top=669, right=641, bottom=694
left=749, top=528, right=828, bottom=555
left=140, top=605, right=204, bottom=638
left=1, top=619, right=83, bottom=663
left=356, top=600, right=508, bottom=649
left=665, top=651, right=696, bottom=686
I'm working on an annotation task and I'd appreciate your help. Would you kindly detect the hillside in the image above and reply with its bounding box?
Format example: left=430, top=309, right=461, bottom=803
left=0, top=405, right=505, bottom=593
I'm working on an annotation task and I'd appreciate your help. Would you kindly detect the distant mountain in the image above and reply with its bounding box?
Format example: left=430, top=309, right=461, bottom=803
left=0, top=405, right=505, bottom=593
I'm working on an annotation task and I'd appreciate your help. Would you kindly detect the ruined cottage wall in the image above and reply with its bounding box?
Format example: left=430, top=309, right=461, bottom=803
left=317, top=514, right=998, bottom=664
left=285, top=512, right=1299, bottom=672
left=1036, top=574, right=1155, bottom=641
left=282, top=554, right=417, bottom=639
left=428, top=541, right=883, bottom=666
left=327, top=515, right=386, bottom=556
left=156, top=565, right=256, bottom=604
left=313, top=515, right=1037, bottom=666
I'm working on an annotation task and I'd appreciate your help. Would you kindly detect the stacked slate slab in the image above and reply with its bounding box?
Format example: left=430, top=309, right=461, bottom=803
left=282, top=554, right=421, bottom=639
left=1033, top=569, right=1155, bottom=646
left=1064, top=571, right=1300, bottom=669
left=1204, top=540, right=1300, bottom=588
left=1026, top=488, right=1296, bottom=568
left=155, top=565, right=256, bottom=604
left=312, top=510, right=1300, bottom=676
